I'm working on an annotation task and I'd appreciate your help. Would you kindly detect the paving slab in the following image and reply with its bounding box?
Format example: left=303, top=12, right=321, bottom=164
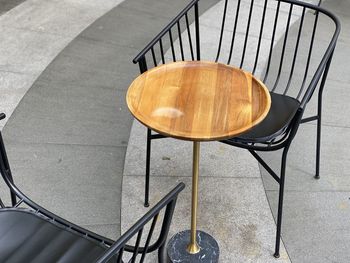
left=0, top=0, right=25, bottom=15
left=3, top=39, right=138, bottom=146
left=266, top=190, right=350, bottom=263
left=0, top=0, right=124, bottom=38
left=80, top=5, right=180, bottom=49
left=1, top=140, right=123, bottom=227
left=39, top=38, right=140, bottom=90
left=0, top=26, right=71, bottom=75
left=79, top=0, right=221, bottom=49
left=322, top=0, right=350, bottom=17
left=3, top=79, right=132, bottom=146
left=0, top=71, right=37, bottom=130
left=0, top=0, right=127, bottom=125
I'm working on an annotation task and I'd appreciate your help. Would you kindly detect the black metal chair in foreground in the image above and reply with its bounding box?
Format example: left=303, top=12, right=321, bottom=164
left=132, top=0, right=340, bottom=258
left=0, top=113, right=184, bottom=263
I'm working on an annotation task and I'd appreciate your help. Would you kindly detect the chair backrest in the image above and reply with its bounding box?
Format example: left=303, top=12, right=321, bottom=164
left=96, top=183, right=185, bottom=263
left=133, top=0, right=340, bottom=111
left=210, top=0, right=339, bottom=109
left=133, top=0, right=200, bottom=71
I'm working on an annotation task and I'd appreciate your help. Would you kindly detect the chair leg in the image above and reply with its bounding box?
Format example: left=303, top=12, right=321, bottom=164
left=315, top=93, right=322, bottom=180
left=315, top=115, right=321, bottom=179
left=274, top=149, right=288, bottom=258
left=0, top=133, right=17, bottom=206
left=145, top=129, right=152, bottom=207
left=158, top=244, right=166, bottom=263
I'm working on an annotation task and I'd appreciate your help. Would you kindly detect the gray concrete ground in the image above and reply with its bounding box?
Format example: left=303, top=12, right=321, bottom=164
left=0, top=0, right=349, bottom=262
left=0, top=0, right=126, bottom=129
left=0, top=0, right=25, bottom=15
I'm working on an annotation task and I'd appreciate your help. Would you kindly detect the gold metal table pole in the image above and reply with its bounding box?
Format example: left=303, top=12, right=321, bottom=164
left=187, top=141, right=200, bottom=254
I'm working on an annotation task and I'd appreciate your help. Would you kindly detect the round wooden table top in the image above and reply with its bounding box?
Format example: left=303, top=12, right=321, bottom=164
left=127, top=61, right=271, bottom=141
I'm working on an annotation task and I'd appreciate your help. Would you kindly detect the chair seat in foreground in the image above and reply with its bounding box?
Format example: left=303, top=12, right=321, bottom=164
left=0, top=209, right=109, bottom=263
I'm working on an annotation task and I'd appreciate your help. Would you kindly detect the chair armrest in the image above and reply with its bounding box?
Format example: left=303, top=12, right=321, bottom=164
left=96, top=183, right=185, bottom=262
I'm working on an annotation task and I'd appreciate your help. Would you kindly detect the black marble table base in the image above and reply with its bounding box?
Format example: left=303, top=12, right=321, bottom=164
left=167, top=230, right=219, bottom=262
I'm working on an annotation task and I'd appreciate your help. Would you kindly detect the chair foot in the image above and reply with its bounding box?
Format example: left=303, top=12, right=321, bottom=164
left=314, top=174, right=320, bottom=179
left=274, top=253, right=280, bottom=258
left=144, top=202, right=150, bottom=207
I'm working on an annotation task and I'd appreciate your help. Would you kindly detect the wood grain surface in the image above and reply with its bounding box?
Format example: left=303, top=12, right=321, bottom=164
left=126, top=61, right=271, bottom=141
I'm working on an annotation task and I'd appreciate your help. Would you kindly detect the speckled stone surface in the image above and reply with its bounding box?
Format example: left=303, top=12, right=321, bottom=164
left=168, top=230, right=219, bottom=263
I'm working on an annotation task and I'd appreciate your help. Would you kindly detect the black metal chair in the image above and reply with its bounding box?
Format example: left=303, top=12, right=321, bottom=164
left=132, top=0, right=340, bottom=258
left=0, top=113, right=184, bottom=263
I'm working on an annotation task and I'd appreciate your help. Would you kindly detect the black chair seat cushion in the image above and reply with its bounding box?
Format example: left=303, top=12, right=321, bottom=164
left=229, top=93, right=300, bottom=143
left=0, top=208, right=113, bottom=263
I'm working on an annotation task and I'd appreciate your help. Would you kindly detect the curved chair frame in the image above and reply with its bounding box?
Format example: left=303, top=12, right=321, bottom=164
left=132, top=0, right=340, bottom=258
left=0, top=113, right=184, bottom=263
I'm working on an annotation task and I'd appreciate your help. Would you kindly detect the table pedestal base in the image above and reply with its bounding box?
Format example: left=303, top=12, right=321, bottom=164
left=167, top=230, right=219, bottom=262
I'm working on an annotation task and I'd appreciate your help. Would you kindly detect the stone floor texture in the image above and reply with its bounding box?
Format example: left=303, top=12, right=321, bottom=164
left=0, top=0, right=349, bottom=262
left=0, top=0, right=125, bottom=129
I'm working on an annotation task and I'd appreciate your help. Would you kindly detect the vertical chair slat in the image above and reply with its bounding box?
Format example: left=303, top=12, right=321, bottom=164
left=239, top=0, right=255, bottom=68
left=297, top=9, right=319, bottom=100
left=227, top=0, right=242, bottom=64
left=252, top=0, right=268, bottom=74
left=138, top=57, right=148, bottom=73
left=284, top=7, right=306, bottom=95
left=0, top=198, right=4, bottom=208
left=151, top=47, right=157, bottom=67
left=215, top=0, right=229, bottom=62
left=139, top=214, right=159, bottom=263
left=169, top=29, right=176, bottom=62
left=177, top=21, right=185, bottom=60
left=117, top=247, right=124, bottom=263
left=131, top=228, right=143, bottom=263
left=185, top=13, right=195, bottom=60
left=159, top=39, right=165, bottom=64
left=272, top=4, right=294, bottom=92
left=194, top=2, right=200, bottom=60
left=263, top=0, right=281, bottom=82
